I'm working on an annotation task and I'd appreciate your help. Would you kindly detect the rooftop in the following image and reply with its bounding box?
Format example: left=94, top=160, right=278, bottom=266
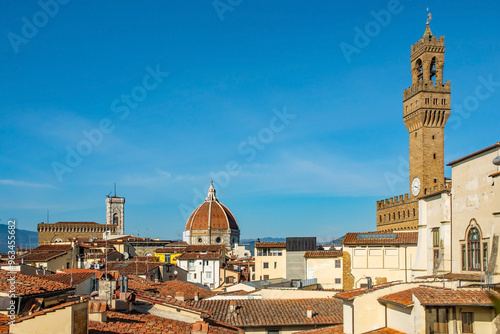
left=32, top=272, right=96, bottom=286
left=304, top=251, right=342, bottom=258
left=343, top=231, right=418, bottom=245
left=254, top=242, right=286, bottom=248
left=0, top=269, right=72, bottom=296
left=191, top=298, right=342, bottom=328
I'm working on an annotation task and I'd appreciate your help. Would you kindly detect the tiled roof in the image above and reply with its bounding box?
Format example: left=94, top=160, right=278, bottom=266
left=254, top=242, right=286, bottom=248
left=413, top=286, right=499, bottom=306
left=88, top=311, right=240, bottom=334
left=100, top=261, right=164, bottom=275
left=32, top=272, right=95, bottom=286
left=342, top=231, right=418, bottom=245
left=191, top=298, right=343, bottom=327
left=335, top=282, right=401, bottom=301
left=34, top=244, right=73, bottom=252
left=18, top=250, right=68, bottom=262
left=378, top=288, right=417, bottom=308
left=127, top=275, right=216, bottom=300
left=185, top=200, right=239, bottom=231
left=177, top=252, right=222, bottom=260
left=363, top=328, right=406, bottom=334
left=184, top=245, right=225, bottom=252
left=304, top=251, right=342, bottom=258
left=14, top=300, right=84, bottom=324
left=52, top=221, right=101, bottom=225
left=165, top=241, right=189, bottom=246
left=136, top=292, right=212, bottom=316
left=0, top=269, right=72, bottom=296
left=155, top=247, right=186, bottom=253
left=295, top=325, right=344, bottom=334
left=415, top=272, right=482, bottom=281
left=379, top=286, right=500, bottom=307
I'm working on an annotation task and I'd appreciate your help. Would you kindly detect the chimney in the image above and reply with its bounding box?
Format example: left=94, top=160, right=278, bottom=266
left=88, top=301, right=108, bottom=323
left=229, top=301, right=236, bottom=313
left=175, top=291, right=185, bottom=302
left=123, top=276, right=128, bottom=293
left=119, top=276, right=124, bottom=293
left=367, top=277, right=372, bottom=290
left=194, top=292, right=199, bottom=301
left=307, top=306, right=312, bottom=319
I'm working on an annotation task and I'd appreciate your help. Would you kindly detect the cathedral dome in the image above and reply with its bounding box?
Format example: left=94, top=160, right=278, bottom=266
left=185, top=182, right=239, bottom=232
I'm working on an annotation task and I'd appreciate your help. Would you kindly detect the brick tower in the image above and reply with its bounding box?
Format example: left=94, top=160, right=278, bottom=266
left=403, top=20, right=450, bottom=198
left=377, top=17, right=450, bottom=231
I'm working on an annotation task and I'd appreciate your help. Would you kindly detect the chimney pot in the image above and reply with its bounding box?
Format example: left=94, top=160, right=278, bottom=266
left=229, top=300, right=236, bottom=312
left=307, top=306, right=312, bottom=318
left=194, top=292, right=199, bottom=301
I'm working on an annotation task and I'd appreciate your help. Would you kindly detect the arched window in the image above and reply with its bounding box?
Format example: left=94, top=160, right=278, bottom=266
left=430, top=57, right=437, bottom=84
left=415, top=59, right=423, bottom=82
left=467, top=227, right=481, bottom=271
left=113, top=213, right=118, bottom=225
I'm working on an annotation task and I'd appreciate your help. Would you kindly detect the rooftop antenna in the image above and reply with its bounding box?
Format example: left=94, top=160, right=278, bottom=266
left=106, top=191, right=112, bottom=198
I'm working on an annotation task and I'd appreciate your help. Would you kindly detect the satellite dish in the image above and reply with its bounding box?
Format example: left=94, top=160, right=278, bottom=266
left=493, top=156, right=500, bottom=166
left=123, top=252, right=129, bottom=260
left=84, top=263, right=91, bottom=269
left=174, top=270, right=178, bottom=275
left=146, top=253, right=152, bottom=257
left=89, top=238, right=93, bottom=243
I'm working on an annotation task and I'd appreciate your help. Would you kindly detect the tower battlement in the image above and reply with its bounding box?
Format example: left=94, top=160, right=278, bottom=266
left=403, top=81, right=451, bottom=100
left=377, top=193, right=411, bottom=209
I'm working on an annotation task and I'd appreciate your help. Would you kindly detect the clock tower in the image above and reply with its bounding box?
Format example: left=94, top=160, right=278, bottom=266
left=376, top=16, right=450, bottom=231
left=403, top=18, right=450, bottom=198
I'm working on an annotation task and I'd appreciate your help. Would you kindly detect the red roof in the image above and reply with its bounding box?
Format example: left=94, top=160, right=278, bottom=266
left=127, top=276, right=216, bottom=300
left=191, top=298, right=343, bottom=327
left=343, top=231, right=418, bottom=245
left=184, top=244, right=225, bottom=252
left=254, top=242, right=286, bottom=248
left=0, top=269, right=72, bottom=296
left=363, top=328, right=406, bottom=334
left=185, top=200, right=239, bottom=231
left=294, top=325, right=344, bottom=333
left=15, top=300, right=85, bottom=324
left=89, top=311, right=240, bottom=334
left=335, top=282, right=402, bottom=301
left=32, top=272, right=95, bottom=286
left=305, top=251, right=342, bottom=258
left=378, top=286, right=500, bottom=307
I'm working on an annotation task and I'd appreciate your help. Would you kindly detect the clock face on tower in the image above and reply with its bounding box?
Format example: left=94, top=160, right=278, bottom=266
left=411, top=177, right=421, bottom=197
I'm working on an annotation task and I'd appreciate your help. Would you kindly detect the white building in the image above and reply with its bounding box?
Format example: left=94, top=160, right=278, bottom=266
left=176, top=245, right=225, bottom=289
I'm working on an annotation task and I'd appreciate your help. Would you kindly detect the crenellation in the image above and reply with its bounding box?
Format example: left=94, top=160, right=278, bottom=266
left=403, top=81, right=451, bottom=100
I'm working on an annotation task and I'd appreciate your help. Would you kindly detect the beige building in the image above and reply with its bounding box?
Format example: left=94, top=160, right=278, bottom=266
left=448, top=142, right=500, bottom=280
left=254, top=242, right=286, bottom=281
left=304, top=250, right=343, bottom=289
left=342, top=231, right=418, bottom=290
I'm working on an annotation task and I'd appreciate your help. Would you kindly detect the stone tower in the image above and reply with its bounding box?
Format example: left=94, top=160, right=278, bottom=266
left=106, top=196, right=125, bottom=235
left=403, top=20, right=450, bottom=198
left=376, top=18, right=450, bottom=231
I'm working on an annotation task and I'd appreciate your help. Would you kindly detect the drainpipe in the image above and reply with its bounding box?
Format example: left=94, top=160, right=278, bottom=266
left=452, top=306, right=458, bottom=334
left=405, top=246, right=408, bottom=283
left=352, top=303, right=355, bottom=334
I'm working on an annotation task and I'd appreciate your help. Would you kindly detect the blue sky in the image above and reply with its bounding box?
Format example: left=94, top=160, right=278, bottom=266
left=1, top=0, right=499, bottom=242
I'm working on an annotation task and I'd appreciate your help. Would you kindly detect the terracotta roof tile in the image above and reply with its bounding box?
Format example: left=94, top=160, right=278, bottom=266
left=177, top=252, right=223, bottom=260
left=335, top=282, right=401, bottom=301
left=0, top=269, right=72, bottom=296
left=15, top=300, right=85, bottom=324
left=490, top=171, right=500, bottom=178
left=305, top=251, right=343, bottom=258
left=127, top=276, right=215, bottom=300
left=154, top=247, right=186, bottom=254
left=32, top=272, right=95, bottom=286
left=363, top=328, right=406, bottom=334
left=378, top=288, right=417, bottom=308
left=254, top=242, right=286, bottom=248
left=184, top=245, right=225, bottom=252
left=88, top=311, right=239, bottom=334
left=185, top=201, right=239, bottom=231
left=415, top=272, right=482, bottom=281
left=191, top=298, right=342, bottom=327
left=342, top=231, right=418, bottom=245
left=294, top=325, right=344, bottom=334
left=99, top=261, right=165, bottom=275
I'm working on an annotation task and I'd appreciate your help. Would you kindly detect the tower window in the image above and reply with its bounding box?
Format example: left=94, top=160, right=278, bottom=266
left=434, top=178, right=437, bottom=183
left=433, top=153, right=436, bottom=159
left=433, top=98, right=438, bottom=105
left=432, top=135, right=435, bottom=139
left=415, top=132, right=417, bottom=137
left=441, top=98, right=446, bottom=105
left=413, top=208, right=416, bottom=217
left=113, top=213, right=118, bottom=225
left=425, top=98, right=430, bottom=104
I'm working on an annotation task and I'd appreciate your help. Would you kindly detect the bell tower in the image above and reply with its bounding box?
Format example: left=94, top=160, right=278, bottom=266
left=403, top=15, right=450, bottom=198
left=106, top=194, right=125, bottom=235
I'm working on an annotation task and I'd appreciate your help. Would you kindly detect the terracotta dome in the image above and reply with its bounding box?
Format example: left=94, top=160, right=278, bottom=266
left=185, top=182, right=239, bottom=231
